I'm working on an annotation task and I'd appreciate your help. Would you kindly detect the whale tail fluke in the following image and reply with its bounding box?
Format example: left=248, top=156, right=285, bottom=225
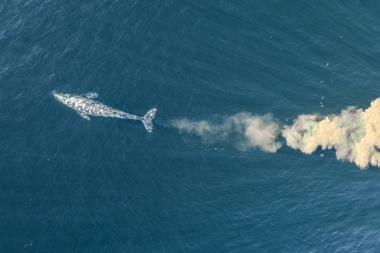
left=142, top=108, right=157, bottom=132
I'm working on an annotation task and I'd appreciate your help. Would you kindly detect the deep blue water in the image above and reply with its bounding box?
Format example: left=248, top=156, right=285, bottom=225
left=2, top=1, right=380, bottom=252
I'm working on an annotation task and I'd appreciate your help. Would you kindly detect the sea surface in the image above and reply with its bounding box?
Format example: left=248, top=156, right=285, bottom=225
left=1, top=1, right=380, bottom=252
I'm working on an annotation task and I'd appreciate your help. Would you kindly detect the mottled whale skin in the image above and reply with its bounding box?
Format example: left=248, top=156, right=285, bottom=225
left=53, top=91, right=157, bottom=132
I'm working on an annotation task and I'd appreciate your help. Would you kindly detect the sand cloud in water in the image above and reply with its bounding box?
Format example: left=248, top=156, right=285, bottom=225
left=172, top=98, right=380, bottom=169
left=283, top=98, right=380, bottom=169
left=172, top=113, right=282, bottom=153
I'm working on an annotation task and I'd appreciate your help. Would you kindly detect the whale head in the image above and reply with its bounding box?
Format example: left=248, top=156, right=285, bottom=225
left=52, top=91, right=74, bottom=105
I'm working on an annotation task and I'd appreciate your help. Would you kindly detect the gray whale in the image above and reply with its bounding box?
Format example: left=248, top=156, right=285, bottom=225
left=53, top=91, right=156, bottom=132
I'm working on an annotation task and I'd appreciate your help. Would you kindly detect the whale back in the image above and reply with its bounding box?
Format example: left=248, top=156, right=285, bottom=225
left=53, top=92, right=130, bottom=118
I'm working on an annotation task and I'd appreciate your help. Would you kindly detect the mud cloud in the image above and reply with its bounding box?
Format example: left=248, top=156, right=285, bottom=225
left=283, top=98, right=380, bottom=169
left=172, top=98, right=380, bottom=169
left=172, top=113, right=282, bottom=153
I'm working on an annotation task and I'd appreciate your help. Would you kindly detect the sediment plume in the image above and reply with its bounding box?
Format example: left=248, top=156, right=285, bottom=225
left=172, top=98, right=380, bottom=169
left=283, top=98, right=380, bottom=169
left=172, top=113, right=281, bottom=152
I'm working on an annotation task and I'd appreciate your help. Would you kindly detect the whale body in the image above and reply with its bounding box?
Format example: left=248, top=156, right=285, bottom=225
left=53, top=91, right=157, bottom=132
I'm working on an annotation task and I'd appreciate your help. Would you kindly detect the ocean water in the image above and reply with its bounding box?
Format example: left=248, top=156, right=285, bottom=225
left=1, top=0, right=380, bottom=252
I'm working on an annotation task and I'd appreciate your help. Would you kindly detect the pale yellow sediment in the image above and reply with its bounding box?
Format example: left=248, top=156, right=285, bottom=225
left=282, top=99, right=380, bottom=169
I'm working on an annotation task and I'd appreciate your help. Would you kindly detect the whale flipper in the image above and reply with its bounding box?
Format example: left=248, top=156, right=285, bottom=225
left=78, top=111, right=91, bottom=120
left=84, top=92, right=98, bottom=99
